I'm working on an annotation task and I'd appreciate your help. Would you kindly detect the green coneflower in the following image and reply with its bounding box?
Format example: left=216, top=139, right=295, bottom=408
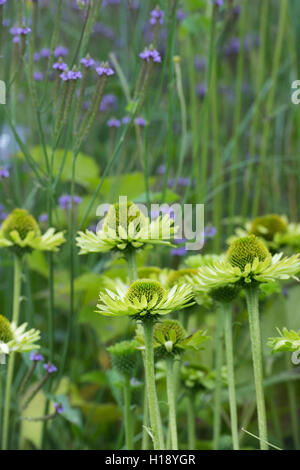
left=97, top=279, right=194, bottom=450
left=0, top=208, right=65, bottom=256
left=267, top=327, right=300, bottom=354
left=0, top=315, right=40, bottom=360
left=76, top=200, right=177, bottom=255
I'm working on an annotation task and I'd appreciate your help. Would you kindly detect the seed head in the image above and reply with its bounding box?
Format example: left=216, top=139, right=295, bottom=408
left=226, top=235, right=270, bottom=270
left=126, top=279, right=166, bottom=304
left=0, top=315, right=13, bottom=343
left=249, top=214, right=287, bottom=241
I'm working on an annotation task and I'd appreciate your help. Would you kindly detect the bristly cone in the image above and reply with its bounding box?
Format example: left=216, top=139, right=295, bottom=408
left=226, top=235, right=270, bottom=271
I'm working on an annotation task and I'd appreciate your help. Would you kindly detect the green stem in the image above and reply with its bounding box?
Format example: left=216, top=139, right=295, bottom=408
left=245, top=284, right=268, bottom=450
left=142, top=384, right=150, bottom=450
left=213, top=304, right=224, bottom=450
left=2, top=255, right=23, bottom=450
left=223, top=303, right=239, bottom=450
left=125, top=248, right=138, bottom=283
left=124, top=376, right=133, bottom=450
left=165, top=357, right=178, bottom=450
left=187, top=393, right=196, bottom=450
left=142, top=320, right=164, bottom=450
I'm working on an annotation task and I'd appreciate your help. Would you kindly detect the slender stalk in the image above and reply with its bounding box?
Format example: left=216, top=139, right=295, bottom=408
left=213, top=305, right=224, bottom=450
left=125, top=248, right=138, bottom=283
left=142, top=384, right=150, bottom=450
left=2, top=255, right=23, bottom=450
left=223, top=303, right=239, bottom=450
left=187, top=393, right=196, bottom=450
left=245, top=284, right=268, bottom=450
left=124, top=376, right=133, bottom=450
left=142, top=320, right=164, bottom=450
left=165, top=357, right=178, bottom=450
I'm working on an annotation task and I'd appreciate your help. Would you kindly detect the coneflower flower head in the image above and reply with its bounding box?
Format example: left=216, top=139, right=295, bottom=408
left=96, top=279, right=194, bottom=319
left=249, top=215, right=288, bottom=241
left=0, top=315, right=13, bottom=344
left=226, top=235, right=270, bottom=270
left=0, top=208, right=65, bottom=255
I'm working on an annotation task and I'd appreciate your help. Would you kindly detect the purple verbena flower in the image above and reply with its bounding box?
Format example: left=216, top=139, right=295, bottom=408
left=30, top=351, right=44, bottom=362
left=59, top=195, right=82, bottom=210
left=54, top=46, right=69, bottom=58
left=60, top=70, right=82, bottom=81
left=0, top=0, right=7, bottom=5
left=95, top=64, right=114, bottom=76
left=196, top=83, right=206, bottom=99
left=204, top=226, right=217, bottom=239
left=0, top=167, right=9, bottom=179
left=80, top=56, right=95, bottom=68
left=33, top=52, right=41, bottom=62
left=38, top=213, right=48, bottom=223
left=107, top=118, right=121, bottom=128
left=100, top=94, right=117, bottom=112
left=157, top=164, right=166, bottom=175
left=53, top=61, right=68, bottom=72
left=54, top=402, right=65, bottom=414
left=171, top=246, right=187, bottom=256
left=34, top=71, right=44, bottom=81
left=134, top=117, right=146, bottom=127
left=150, top=7, right=164, bottom=25
left=139, top=47, right=161, bottom=63
left=40, top=48, right=51, bottom=58
left=177, top=9, right=186, bottom=22
left=44, top=363, right=57, bottom=374
left=122, top=116, right=131, bottom=125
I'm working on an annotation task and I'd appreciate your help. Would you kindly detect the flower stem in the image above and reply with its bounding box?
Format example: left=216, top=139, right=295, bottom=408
left=124, top=376, right=133, bottom=450
left=142, top=384, right=150, bottom=450
left=2, top=255, right=23, bottom=450
left=245, top=284, right=268, bottom=450
left=165, top=357, right=178, bottom=450
left=126, top=248, right=138, bottom=283
left=187, top=393, right=196, bottom=449
left=223, top=303, right=239, bottom=450
left=213, top=304, right=224, bottom=450
left=142, top=320, right=164, bottom=450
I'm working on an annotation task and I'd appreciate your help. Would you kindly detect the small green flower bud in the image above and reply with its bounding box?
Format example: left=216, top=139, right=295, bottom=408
left=107, top=340, right=140, bottom=377
left=154, top=319, right=186, bottom=358
left=226, top=235, right=270, bottom=270
left=249, top=214, right=287, bottom=241
left=126, top=279, right=166, bottom=304
left=0, top=315, right=13, bottom=344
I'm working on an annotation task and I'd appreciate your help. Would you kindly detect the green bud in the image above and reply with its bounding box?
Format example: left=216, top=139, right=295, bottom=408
left=107, top=340, right=140, bottom=377
left=249, top=214, right=287, bottom=241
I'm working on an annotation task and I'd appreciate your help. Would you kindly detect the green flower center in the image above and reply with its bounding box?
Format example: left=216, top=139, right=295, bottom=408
left=126, top=279, right=166, bottom=304
left=249, top=214, right=287, bottom=241
left=0, top=315, right=13, bottom=343
left=2, top=209, right=40, bottom=241
left=167, top=268, right=198, bottom=288
left=104, top=201, right=146, bottom=235
left=227, top=235, right=270, bottom=270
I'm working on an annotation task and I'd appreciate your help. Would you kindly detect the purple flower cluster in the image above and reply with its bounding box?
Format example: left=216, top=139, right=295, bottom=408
left=150, top=7, right=164, bottom=25
left=196, top=83, right=206, bottom=99
left=59, top=195, right=82, bottom=210
left=53, top=60, right=68, bottom=72
left=157, top=164, right=166, bottom=175
left=30, top=352, right=45, bottom=362
left=96, top=64, right=115, bottom=76
left=107, top=118, right=121, bottom=128
left=0, top=167, right=9, bottom=179
left=167, top=177, right=191, bottom=188
left=54, top=46, right=69, bottom=58
left=10, top=23, right=31, bottom=43
left=0, top=0, right=7, bottom=5
left=93, top=22, right=114, bottom=40
left=100, top=94, right=117, bottom=112
left=38, top=213, right=48, bottom=223
left=60, top=70, right=82, bottom=81
left=54, top=402, right=65, bottom=414
left=34, top=48, right=51, bottom=62
left=34, top=71, right=44, bottom=81
left=44, top=363, right=58, bottom=374
left=139, top=47, right=161, bottom=63
left=80, top=56, right=95, bottom=68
